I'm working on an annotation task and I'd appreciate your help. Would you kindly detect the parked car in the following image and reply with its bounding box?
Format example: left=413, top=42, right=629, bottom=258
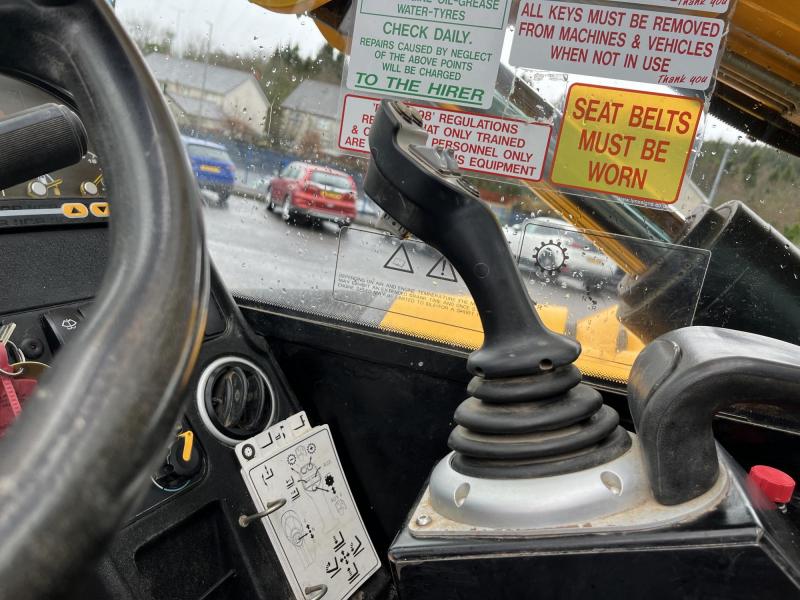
left=517, top=218, right=622, bottom=289
left=267, top=162, right=357, bottom=225
left=181, top=136, right=236, bottom=207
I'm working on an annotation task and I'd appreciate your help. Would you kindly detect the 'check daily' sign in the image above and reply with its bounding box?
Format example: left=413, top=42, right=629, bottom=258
left=347, top=0, right=511, bottom=109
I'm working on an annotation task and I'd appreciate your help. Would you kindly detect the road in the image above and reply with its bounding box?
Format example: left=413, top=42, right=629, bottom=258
left=203, top=195, right=626, bottom=336
left=204, top=193, right=343, bottom=297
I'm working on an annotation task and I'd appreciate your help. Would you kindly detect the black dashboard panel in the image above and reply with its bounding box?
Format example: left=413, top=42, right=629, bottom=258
left=0, top=211, right=301, bottom=598
left=106, top=284, right=300, bottom=600
left=0, top=226, right=105, bottom=313
left=0, top=69, right=313, bottom=599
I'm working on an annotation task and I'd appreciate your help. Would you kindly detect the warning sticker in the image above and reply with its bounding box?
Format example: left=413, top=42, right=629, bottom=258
left=346, top=0, right=511, bottom=108
left=384, top=243, right=415, bottom=273
left=550, top=83, right=703, bottom=204
left=334, top=228, right=478, bottom=330
left=333, top=225, right=710, bottom=377
left=339, top=95, right=551, bottom=182
left=509, top=1, right=725, bottom=90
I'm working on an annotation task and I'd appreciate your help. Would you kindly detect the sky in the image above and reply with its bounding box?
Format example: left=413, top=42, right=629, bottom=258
left=116, top=0, right=327, bottom=58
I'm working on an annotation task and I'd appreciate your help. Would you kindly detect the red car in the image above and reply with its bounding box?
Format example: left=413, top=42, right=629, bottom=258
left=267, top=162, right=357, bottom=225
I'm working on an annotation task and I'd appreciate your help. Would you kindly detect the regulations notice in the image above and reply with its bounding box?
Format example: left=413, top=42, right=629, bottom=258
left=509, top=1, right=725, bottom=90
left=550, top=83, right=702, bottom=204
left=339, top=95, right=551, bottom=181
left=346, top=0, right=511, bottom=108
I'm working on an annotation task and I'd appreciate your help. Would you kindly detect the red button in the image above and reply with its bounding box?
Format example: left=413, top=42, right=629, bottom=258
left=749, top=465, right=796, bottom=504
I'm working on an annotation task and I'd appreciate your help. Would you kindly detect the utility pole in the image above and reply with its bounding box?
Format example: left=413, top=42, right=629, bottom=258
left=708, top=145, right=732, bottom=205
left=169, top=7, right=182, bottom=56
left=266, top=102, right=274, bottom=138
left=199, top=20, right=213, bottom=123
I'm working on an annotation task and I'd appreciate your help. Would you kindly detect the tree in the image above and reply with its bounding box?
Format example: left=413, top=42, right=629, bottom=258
left=785, top=224, right=800, bottom=247
left=743, top=152, right=760, bottom=187
left=124, top=18, right=174, bottom=55
left=308, top=45, right=345, bottom=85
left=296, top=129, right=322, bottom=158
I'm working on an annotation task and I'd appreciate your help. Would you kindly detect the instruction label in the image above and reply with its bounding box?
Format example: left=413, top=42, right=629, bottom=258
left=509, top=1, right=725, bottom=90
left=550, top=83, right=703, bottom=203
left=236, top=413, right=379, bottom=600
left=339, top=95, right=551, bottom=181
left=346, top=0, right=512, bottom=108
left=334, top=227, right=480, bottom=329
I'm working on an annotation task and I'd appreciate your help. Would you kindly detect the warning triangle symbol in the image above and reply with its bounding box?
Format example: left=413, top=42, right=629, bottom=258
left=70, top=206, right=81, bottom=214
left=426, top=256, right=458, bottom=283
left=383, top=244, right=414, bottom=274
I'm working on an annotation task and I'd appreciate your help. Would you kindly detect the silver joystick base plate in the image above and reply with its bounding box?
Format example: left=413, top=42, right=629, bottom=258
left=409, top=436, right=729, bottom=537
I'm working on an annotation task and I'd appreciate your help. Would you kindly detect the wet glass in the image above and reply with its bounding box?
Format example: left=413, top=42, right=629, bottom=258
left=309, top=172, right=353, bottom=190
left=113, top=0, right=800, bottom=386
left=187, top=144, right=232, bottom=162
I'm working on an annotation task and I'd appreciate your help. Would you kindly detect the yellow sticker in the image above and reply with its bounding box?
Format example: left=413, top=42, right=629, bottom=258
left=89, top=202, right=110, bottom=218
left=379, top=290, right=569, bottom=349
left=61, top=203, right=88, bottom=218
left=379, top=294, right=642, bottom=384
left=550, top=83, right=702, bottom=204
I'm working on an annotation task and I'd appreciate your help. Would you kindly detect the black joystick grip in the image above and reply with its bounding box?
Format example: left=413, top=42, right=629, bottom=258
left=365, top=101, right=578, bottom=378
left=0, top=103, right=88, bottom=191
left=366, top=101, right=630, bottom=478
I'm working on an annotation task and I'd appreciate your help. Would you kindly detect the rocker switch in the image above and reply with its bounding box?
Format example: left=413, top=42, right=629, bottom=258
left=42, top=306, right=84, bottom=350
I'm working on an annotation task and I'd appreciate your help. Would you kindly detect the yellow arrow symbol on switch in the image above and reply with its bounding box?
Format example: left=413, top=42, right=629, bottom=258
left=178, top=430, right=194, bottom=463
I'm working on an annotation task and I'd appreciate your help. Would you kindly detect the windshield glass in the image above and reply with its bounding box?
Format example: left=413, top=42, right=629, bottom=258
left=310, top=171, right=352, bottom=189
left=118, top=0, right=800, bottom=387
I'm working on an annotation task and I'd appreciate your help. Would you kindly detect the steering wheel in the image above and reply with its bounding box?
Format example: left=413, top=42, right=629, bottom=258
left=0, top=2, right=208, bottom=598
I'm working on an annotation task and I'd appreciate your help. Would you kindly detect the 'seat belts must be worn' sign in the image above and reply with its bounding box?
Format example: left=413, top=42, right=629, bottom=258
left=550, top=83, right=703, bottom=204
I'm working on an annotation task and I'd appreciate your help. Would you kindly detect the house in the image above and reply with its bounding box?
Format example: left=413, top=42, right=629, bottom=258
left=280, top=80, right=341, bottom=155
left=145, top=53, right=271, bottom=138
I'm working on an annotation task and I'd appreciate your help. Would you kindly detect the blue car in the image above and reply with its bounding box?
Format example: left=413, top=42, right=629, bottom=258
left=181, top=136, right=236, bottom=207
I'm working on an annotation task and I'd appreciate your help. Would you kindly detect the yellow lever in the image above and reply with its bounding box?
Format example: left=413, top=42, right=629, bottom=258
left=178, top=430, right=194, bottom=463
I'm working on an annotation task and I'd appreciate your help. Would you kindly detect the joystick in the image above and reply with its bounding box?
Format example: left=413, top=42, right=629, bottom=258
left=365, top=101, right=636, bottom=528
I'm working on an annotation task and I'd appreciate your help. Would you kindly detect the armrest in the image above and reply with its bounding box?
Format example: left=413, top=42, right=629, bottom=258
left=629, top=326, right=800, bottom=505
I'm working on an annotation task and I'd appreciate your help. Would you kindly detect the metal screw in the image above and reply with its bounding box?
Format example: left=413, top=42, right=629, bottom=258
left=416, top=514, right=432, bottom=527
left=238, top=498, right=287, bottom=527
left=305, top=583, right=328, bottom=600
left=395, top=102, right=424, bottom=128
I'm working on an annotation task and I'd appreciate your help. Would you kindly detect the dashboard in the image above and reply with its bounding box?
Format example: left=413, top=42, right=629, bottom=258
left=0, top=232, right=301, bottom=599
left=0, top=71, right=307, bottom=599
left=3, top=64, right=799, bottom=600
